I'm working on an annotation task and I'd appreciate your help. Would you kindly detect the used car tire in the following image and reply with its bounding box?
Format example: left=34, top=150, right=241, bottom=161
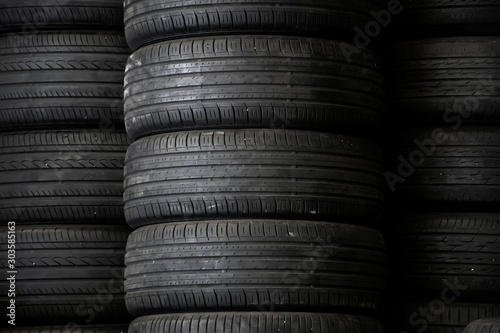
left=124, top=35, right=384, bottom=139
left=388, top=126, right=500, bottom=208
left=0, top=130, right=130, bottom=223
left=0, top=224, right=131, bottom=325
left=465, top=318, right=500, bottom=333
left=128, top=312, right=385, bottom=333
left=0, top=31, right=130, bottom=129
left=389, top=212, right=500, bottom=301
left=124, top=0, right=386, bottom=50
left=125, top=220, right=387, bottom=315
left=0, top=0, right=124, bottom=31
left=393, top=0, right=500, bottom=36
left=124, top=129, right=385, bottom=227
left=391, top=302, right=500, bottom=333
left=388, top=37, right=500, bottom=125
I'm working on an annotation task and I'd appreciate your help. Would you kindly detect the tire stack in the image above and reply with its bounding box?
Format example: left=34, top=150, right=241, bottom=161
left=385, top=1, right=500, bottom=332
left=122, top=1, right=389, bottom=332
left=465, top=318, right=500, bottom=333
left=0, top=1, right=131, bottom=331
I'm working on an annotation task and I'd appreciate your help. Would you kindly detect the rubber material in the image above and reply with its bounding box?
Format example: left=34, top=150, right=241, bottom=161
left=124, top=0, right=386, bottom=50
left=389, top=127, right=500, bottom=208
left=0, top=130, right=130, bottom=223
left=0, top=32, right=130, bottom=130
left=125, top=220, right=387, bottom=315
left=124, top=35, right=384, bottom=139
left=124, top=129, right=385, bottom=227
left=128, top=312, right=385, bottom=333
left=0, top=225, right=131, bottom=325
left=391, top=302, right=500, bottom=333
left=465, top=318, right=500, bottom=333
left=389, top=213, right=500, bottom=301
left=388, top=37, right=500, bottom=124
left=0, top=0, right=124, bottom=31
left=1, top=326, right=129, bottom=333
left=394, top=0, right=500, bottom=36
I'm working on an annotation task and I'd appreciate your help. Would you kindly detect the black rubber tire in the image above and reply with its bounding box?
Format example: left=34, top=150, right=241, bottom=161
left=0, top=225, right=131, bottom=325
left=391, top=302, right=500, bottom=333
left=124, top=0, right=386, bottom=50
left=128, top=312, right=385, bottom=333
left=393, top=0, right=500, bottom=36
left=1, top=326, right=129, bottom=333
left=465, top=318, right=500, bottom=333
left=124, top=35, right=384, bottom=140
left=387, top=126, right=500, bottom=208
left=125, top=220, right=387, bottom=315
left=124, top=129, right=385, bottom=228
left=388, top=37, right=500, bottom=125
left=389, top=212, right=500, bottom=302
left=0, top=130, right=130, bottom=224
left=0, top=32, right=130, bottom=130
left=0, top=0, right=124, bottom=32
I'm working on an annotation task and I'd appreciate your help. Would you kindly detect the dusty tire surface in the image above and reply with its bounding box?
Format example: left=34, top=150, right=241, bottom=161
left=0, top=32, right=130, bottom=129
left=394, top=0, right=500, bottom=36
left=387, top=127, right=500, bottom=208
left=389, top=212, right=500, bottom=301
left=390, top=302, right=500, bottom=333
left=128, top=312, right=385, bottom=333
left=125, top=220, right=387, bottom=315
left=124, top=35, right=384, bottom=139
left=0, top=225, right=131, bottom=325
left=465, top=318, right=500, bottom=333
left=0, top=130, right=130, bottom=224
left=388, top=37, right=500, bottom=124
left=0, top=0, right=124, bottom=31
left=124, top=129, right=385, bottom=227
left=124, top=0, right=386, bottom=50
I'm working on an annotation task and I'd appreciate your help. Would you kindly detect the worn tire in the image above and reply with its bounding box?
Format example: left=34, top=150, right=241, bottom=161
left=0, top=0, right=124, bottom=31
left=129, top=312, right=385, bottom=333
left=389, top=212, right=500, bottom=301
left=391, top=302, right=500, bottom=333
left=465, top=318, right=500, bottom=333
left=125, top=220, right=387, bottom=315
left=1, top=326, right=129, bottom=333
left=124, top=0, right=386, bottom=50
left=393, top=0, right=500, bottom=36
left=0, top=130, right=130, bottom=224
left=124, top=129, right=385, bottom=227
left=0, top=225, right=131, bottom=325
left=388, top=37, right=500, bottom=124
left=0, top=32, right=130, bottom=130
left=124, top=35, right=384, bottom=139
left=387, top=127, right=500, bottom=208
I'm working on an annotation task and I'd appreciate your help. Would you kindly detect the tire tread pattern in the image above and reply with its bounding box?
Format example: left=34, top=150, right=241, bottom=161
left=129, top=312, right=385, bottom=333
left=125, top=220, right=387, bottom=315
left=0, top=225, right=131, bottom=324
left=124, top=129, right=385, bottom=227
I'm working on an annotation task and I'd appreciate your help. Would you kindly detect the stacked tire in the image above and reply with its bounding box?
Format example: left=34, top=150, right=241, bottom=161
left=385, top=2, right=500, bottom=332
left=0, top=1, right=131, bottom=330
left=122, top=1, right=389, bottom=332
left=465, top=318, right=500, bottom=333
